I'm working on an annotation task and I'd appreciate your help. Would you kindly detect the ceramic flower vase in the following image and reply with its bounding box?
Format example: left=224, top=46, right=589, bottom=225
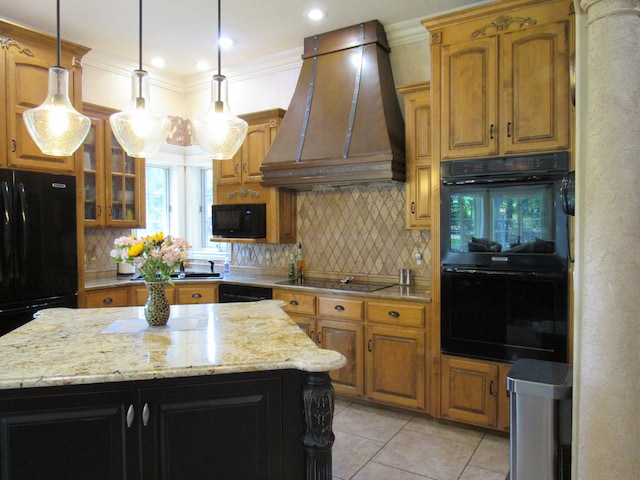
left=144, top=281, right=170, bottom=326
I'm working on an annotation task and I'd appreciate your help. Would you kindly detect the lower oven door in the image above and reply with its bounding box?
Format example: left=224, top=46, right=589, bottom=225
left=441, top=267, right=568, bottom=363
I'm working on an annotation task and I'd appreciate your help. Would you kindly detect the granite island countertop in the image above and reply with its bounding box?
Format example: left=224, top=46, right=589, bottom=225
left=0, top=300, right=346, bottom=391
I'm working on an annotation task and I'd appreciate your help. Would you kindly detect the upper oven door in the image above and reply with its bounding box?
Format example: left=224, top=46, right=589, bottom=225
left=440, top=154, right=570, bottom=270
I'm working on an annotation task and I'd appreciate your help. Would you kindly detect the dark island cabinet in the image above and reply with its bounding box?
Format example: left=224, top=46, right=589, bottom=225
left=0, top=371, right=309, bottom=479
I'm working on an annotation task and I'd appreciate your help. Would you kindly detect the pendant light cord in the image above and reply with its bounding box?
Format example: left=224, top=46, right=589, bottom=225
left=138, top=0, right=143, bottom=71
left=56, top=0, right=61, bottom=67
left=217, top=0, right=222, bottom=77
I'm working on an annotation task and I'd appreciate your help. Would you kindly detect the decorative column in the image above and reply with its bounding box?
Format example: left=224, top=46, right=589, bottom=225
left=576, top=1, right=640, bottom=479
left=302, top=373, right=336, bottom=480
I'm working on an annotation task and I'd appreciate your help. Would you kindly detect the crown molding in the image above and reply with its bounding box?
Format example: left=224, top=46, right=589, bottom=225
left=83, top=16, right=431, bottom=95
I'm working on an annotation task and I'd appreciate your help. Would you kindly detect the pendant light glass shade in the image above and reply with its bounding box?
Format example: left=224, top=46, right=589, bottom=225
left=194, top=0, right=248, bottom=160
left=194, top=74, right=248, bottom=160
left=110, top=69, right=170, bottom=158
left=22, top=1, right=90, bottom=157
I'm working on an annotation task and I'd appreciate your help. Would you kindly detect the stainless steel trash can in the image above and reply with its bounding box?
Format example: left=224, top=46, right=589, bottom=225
left=507, top=359, right=572, bottom=480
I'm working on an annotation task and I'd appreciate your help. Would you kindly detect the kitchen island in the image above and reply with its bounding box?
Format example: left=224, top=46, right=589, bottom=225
left=0, top=301, right=345, bottom=479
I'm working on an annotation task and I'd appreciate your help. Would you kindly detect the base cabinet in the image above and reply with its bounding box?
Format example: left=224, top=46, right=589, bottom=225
left=441, top=355, right=512, bottom=430
left=0, top=373, right=306, bottom=480
left=274, top=289, right=429, bottom=411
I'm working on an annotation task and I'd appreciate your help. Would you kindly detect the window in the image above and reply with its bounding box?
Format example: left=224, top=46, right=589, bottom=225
left=138, top=165, right=170, bottom=236
left=140, top=159, right=229, bottom=262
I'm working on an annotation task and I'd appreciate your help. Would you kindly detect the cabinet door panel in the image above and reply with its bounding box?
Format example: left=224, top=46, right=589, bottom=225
left=244, top=125, right=271, bottom=183
left=141, top=378, right=283, bottom=480
left=441, top=355, right=498, bottom=427
left=317, top=319, right=363, bottom=398
left=366, top=326, right=425, bottom=410
left=441, top=36, right=498, bottom=159
left=501, top=22, right=569, bottom=153
left=0, top=390, right=136, bottom=480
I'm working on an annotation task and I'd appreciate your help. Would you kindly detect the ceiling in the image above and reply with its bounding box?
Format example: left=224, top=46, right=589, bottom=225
left=0, top=0, right=483, bottom=79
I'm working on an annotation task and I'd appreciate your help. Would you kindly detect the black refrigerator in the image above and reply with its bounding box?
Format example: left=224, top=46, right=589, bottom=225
left=0, top=169, right=78, bottom=336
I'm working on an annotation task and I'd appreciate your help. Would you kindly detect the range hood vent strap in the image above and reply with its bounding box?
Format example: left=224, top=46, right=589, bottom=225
left=344, top=44, right=364, bottom=159
left=298, top=56, right=318, bottom=163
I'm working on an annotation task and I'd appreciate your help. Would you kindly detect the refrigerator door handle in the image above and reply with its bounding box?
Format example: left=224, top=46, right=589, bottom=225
left=1, top=181, right=11, bottom=286
left=16, top=183, right=28, bottom=284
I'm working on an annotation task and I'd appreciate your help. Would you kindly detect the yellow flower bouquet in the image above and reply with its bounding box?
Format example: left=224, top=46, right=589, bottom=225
left=111, top=232, right=191, bottom=283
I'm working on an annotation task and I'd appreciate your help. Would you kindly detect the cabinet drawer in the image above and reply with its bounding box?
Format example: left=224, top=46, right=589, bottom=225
left=367, top=301, right=425, bottom=328
left=317, top=296, right=363, bottom=321
left=85, top=287, right=129, bottom=308
left=273, top=290, right=316, bottom=316
left=176, top=285, right=216, bottom=304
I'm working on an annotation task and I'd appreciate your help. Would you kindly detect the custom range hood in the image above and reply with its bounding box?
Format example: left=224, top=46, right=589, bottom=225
left=260, top=20, right=405, bottom=189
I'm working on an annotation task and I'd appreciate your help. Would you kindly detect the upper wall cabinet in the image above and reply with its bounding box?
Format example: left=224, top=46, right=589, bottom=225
left=82, top=103, right=146, bottom=228
left=398, top=83, right=432, bottom=230
left=424, top=0, right=572, bottom=160
left=214, top=109, right=296, bottom=244
left=1, top=19, right=89, bottom=173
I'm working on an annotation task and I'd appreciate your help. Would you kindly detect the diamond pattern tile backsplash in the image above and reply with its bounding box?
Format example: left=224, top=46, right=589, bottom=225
left=86, top=184, right=431, bottom=284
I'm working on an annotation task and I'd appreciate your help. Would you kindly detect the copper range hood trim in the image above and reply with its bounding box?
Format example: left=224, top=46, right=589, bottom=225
left=260, top=20, right=405, bottom=189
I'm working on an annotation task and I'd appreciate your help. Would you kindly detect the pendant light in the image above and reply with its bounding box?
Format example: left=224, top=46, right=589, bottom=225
left=23, top=0, right=91, bottom=157
left=193, top=0, right=248, bottom=160
left=110, top=0, right=170, bottom=158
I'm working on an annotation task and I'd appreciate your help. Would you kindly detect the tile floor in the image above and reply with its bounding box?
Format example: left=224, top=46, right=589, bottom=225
left=332, top=399, right=510, bottom=480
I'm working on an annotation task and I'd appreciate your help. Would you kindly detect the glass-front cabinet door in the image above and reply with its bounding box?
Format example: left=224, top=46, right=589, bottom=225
left=82, top=104, right=146, bottom=228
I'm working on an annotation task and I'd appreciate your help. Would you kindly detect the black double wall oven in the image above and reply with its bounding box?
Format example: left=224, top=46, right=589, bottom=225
left=440, top=152, right=572, bottom=363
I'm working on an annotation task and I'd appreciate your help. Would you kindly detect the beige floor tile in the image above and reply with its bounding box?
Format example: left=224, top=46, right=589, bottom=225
left=334, top=402, right=413, bottom=443
left=373, top=429, right=477, bottom=480
left=334, top=398, right=352, bottom=415
left=460, top=465, right=509, bottom=480
left=468, top=433, right=511, bottom=476
left=404, top=416, right=484, bottom=446
left=332, top=430, right=385, bottom=480
left=352, top=461, right=431, bottom=479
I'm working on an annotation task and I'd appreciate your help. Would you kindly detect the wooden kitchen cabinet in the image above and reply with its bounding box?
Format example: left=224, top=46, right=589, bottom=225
left=365, top=325, right=425, bottom=410
left=441, top=354, right=512, bottom=430
left=0, top=19, right=89, bottom=173
left=82, top=103, right=146, bottom=228
left=398, top=82, right=432, bottom=229
left=365, top=299, right=427, bottom=410
left=175, top=284, right=217, bottom=304
left=214, top=109, right=296, bottom=244
left=84, top=286, right=130, bottom=308
left=424, top=0, right=572, bottom=160
left=316, top=318, right=364, bottom=398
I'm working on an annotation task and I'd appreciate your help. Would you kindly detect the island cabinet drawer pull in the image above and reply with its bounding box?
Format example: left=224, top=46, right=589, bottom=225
left=316, top=332, right=322, bottom=344
left=388, top=310, right=400, bottom=318
left=192, top=293, right=202, bottom=299
left=103, top=297, right=113, bottom=304
left=334, top=305, right=345, bottom=311
left=289, top=300, right=299, bottom=307
left=142, top=403, right=150, bottom=426
left=126, top=404, right=135, bottom=428
left=367, top=339, right=372, bottom=352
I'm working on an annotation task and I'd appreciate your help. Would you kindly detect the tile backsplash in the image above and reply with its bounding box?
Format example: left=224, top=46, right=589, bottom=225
left=85, top=183, right=431, bottom=284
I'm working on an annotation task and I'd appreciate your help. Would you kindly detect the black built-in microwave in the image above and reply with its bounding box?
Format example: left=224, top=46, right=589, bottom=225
left=212, top=203, right=266, bottom=238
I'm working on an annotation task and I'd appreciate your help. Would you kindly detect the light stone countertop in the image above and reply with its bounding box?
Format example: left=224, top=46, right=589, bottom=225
left=86, top=272, right=432, bottom=303
left=0, top=300, right=346, bottom=391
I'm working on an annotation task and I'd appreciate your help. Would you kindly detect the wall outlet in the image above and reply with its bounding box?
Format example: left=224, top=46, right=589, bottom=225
left=414, top=252, right=422, bottom=266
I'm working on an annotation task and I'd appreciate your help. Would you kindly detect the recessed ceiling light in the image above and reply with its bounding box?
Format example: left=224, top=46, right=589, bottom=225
left=151, top=57, right=165, bottom=68
left=307, top=9, right=325, bottom=21
left=218, top=36, right=234, bottom=49
left=196, top=61, right=210, bottom=71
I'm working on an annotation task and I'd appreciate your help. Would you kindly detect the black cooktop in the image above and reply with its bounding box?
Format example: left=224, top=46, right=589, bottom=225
left=275, top=278, right=396, bottom=293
